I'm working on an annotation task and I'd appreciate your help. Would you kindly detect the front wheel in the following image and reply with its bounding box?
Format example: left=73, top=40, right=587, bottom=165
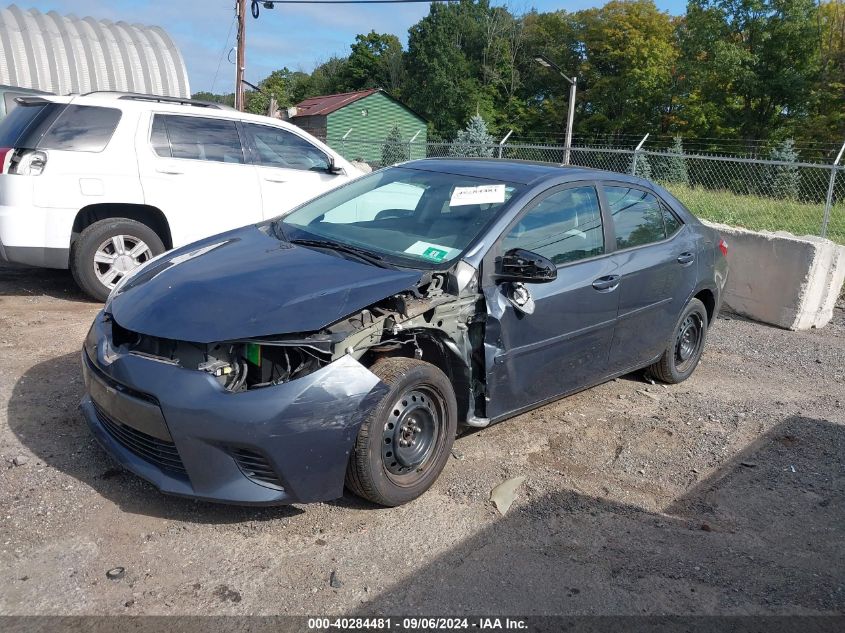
left=71, top=218, right=165, bottom=302
left=647, top=298, right=708, bottom=384
left=346, top=357, right=458, bottom=506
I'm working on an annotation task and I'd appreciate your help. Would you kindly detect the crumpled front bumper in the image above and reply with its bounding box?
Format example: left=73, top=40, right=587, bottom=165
left=80, top=311, right=388, bottom=505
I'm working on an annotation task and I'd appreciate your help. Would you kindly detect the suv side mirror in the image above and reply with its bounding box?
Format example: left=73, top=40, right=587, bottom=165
left=495, top=248, right=557, bottom=283
left=326, top=156, right=344, bottom=175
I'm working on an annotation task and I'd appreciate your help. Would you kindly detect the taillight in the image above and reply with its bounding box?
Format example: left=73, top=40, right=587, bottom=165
left=8, top=149, right=47, bottom=176
left=0, top=147, right=11, bottom=173
left=718, top=238, right=728, bottom=257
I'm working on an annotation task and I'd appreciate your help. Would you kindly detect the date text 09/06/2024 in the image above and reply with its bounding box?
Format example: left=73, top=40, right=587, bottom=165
left=306, top=617, right=529, bottom=630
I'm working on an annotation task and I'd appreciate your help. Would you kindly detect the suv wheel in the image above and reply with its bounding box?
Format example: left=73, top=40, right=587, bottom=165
left=71, top=218, right=165, bottom=302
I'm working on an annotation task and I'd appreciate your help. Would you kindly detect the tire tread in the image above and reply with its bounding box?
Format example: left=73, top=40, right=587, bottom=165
left=345, top=357, right=455, bottom=506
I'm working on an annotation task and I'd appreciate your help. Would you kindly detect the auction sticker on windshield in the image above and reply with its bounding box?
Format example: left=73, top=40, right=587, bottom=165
left=450, top=184, right=506, bottom=206
left=404, top=241, right=459, bottom=262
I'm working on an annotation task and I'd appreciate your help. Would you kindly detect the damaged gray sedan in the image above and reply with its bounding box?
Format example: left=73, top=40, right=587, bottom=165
left=81, top=159, right=729, bottom=506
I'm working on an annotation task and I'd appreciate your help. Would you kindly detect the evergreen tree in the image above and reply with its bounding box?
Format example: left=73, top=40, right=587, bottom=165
left=766, top=139, right=800, bottom=200
left=630, top=151, right=652, bottom=180
left=664, top=136, right=690, bottom=185
left=449, top=114, right=496, bottom=157
left=381, top=126, right=409, bottom=166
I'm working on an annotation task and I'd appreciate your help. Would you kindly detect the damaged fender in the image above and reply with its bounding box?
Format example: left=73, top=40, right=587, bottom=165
left=81, top=313, right=389, bottom=504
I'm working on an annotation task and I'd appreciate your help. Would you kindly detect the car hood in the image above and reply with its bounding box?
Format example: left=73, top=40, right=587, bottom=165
left=108, top=225, right=422, bottom=343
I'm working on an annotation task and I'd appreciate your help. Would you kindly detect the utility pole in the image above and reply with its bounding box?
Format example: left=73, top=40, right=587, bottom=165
left=533, top=54, right=577, bottom=166
left=235, top=0, right=247, bottom=111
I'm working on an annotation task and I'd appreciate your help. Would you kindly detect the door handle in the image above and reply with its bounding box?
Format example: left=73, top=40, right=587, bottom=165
left=155, top=167, right=183, bottom=175
left=592, top=275, right=620, bottom=292
left=263, top=177, right=288, bottom=183
left=677, top=252, right=695, bottom=265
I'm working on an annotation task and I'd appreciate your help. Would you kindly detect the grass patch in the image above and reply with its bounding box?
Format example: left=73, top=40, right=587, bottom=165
left=663, top=183, right=845, bottom=245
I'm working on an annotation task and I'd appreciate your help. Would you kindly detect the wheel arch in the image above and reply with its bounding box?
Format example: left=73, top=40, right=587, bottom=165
left=693, top=287, right=716, bottom=325
left=71, top=204, right=173, bottom=250
left=360, top=328, right=472, bottom=424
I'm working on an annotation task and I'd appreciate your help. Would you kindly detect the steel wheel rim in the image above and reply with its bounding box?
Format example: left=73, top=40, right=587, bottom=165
left=93, top=235, right=153, bottom=289
left=382, top=385, right=445, bottom=486
left=675, top=313, right=703, bottom=372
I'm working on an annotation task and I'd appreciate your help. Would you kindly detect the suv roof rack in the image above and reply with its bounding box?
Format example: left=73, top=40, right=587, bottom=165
left=80, top=91, right=234, bottom=110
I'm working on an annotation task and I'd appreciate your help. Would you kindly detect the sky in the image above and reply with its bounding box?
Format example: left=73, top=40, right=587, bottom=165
left=31, top=0, right=689, bottom=94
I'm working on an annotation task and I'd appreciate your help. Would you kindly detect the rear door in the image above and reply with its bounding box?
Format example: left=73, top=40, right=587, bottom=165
left=240, top=122, right=348, bottom=218
left=602, top=183, right=697, bottom=373
left=483, top=183, right=621, bottom=419
left=136, top=113, right=263, bottom=247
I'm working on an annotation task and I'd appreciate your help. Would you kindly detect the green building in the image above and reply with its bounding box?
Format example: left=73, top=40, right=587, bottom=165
left=290, top=89, right=427, bottom=164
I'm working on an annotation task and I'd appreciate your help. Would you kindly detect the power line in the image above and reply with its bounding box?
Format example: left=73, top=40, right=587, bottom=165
left=249, top=0, right=452, bottom=16
left=210, top=14, right=237, bottom=94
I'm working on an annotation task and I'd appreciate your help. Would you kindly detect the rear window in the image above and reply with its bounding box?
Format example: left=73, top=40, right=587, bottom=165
left=0, top=101, right=61, bottom=147
left=39, top=105, right=122, bottom=152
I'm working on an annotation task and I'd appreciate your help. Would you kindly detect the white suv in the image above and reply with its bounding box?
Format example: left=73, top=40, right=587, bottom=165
left=0, top=92, right=360, bottom=300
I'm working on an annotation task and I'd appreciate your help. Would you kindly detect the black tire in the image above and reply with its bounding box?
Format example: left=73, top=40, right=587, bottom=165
left=71, top=218, right=165, bottom=302
left=647, top=298, right=708, bottom=384
left=346, top=357, right=458, bottom=506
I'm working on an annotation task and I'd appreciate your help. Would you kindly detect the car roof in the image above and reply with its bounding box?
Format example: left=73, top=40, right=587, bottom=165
left=399, top=158, right=610, bottom=186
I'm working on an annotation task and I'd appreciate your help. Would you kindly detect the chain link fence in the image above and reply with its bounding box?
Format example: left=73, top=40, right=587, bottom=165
left=327, top=137, right=845, bottom=244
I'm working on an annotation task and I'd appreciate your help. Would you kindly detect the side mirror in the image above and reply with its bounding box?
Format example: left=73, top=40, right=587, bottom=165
left=326, top=156, right=344, bottom=175
left=495, top=248, right=557, bottom=283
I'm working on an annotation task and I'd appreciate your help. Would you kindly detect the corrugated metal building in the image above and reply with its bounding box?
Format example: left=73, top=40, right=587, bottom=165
left=0, top=4, right=190, bottom=97
left=291, top=89, right=427, bottom=162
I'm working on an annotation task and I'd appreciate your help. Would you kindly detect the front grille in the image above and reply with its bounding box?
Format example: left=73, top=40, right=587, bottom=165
left=230, top=448, right=284, bottom=490
left=94, top=404, right=186, bottom=475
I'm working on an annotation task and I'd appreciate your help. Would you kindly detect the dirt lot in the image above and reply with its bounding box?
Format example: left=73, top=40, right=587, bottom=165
left=0, top=261, right=843, bottom=616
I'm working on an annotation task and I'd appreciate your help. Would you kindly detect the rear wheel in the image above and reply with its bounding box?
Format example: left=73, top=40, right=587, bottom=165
left=647, top=298, right=708, bottom=384
left=346, top=357, right=457, bottom=506
left=71, top=218, right=165, bottom=302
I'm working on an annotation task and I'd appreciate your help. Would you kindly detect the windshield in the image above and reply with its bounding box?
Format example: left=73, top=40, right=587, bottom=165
left=278, top=166, right=521, bottom=267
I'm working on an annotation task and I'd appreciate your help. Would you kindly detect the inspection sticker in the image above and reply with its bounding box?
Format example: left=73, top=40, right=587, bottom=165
left=404, top=241, right=459, bottom=262
left=449, top=183, right=506, bottom=207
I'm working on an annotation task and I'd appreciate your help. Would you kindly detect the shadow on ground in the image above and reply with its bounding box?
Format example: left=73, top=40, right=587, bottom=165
left=7, top=351, right=303, bottom=523
left=357, top=416, right=844, bottom=615
left=0, top=262, right=93, bottom=303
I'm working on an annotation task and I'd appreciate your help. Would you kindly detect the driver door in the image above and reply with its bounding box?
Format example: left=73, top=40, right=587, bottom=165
left=483, top=183, right=621, bottom=420
left=240, top=122, right=346, bottom=218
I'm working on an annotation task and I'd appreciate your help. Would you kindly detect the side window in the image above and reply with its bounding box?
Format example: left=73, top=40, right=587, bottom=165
left=150, top=115, right=170, bottom=157
left=502, top=186, right=604, bottom=265
left=39, top=105, right=121, bottom=152
left=605, top=186, right=666, bottom=249
left=663, top=205, right=682, bottom=236
left=243, top=123, right=329, bottom=172
left=158, top=115, right=244, bottom=164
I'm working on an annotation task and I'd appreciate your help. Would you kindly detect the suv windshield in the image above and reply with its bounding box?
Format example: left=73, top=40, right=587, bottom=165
left=278, top=167, right=521, bottom=267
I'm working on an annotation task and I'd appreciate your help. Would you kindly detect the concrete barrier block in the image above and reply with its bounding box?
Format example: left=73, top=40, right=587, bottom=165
left=702, top=221, right=845, bottom=330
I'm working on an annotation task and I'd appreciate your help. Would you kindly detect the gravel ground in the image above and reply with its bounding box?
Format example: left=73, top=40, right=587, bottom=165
left=0, top=262, right=842, bottom=616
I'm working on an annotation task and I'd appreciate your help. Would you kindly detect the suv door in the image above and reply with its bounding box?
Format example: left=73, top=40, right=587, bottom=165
left=482, top=183, right=621, bottom=419
left=136, top=113, right=263, bottom=247
left=240, top=122, right=348, bottom=218
left=602, top=184, right=697, bottom=373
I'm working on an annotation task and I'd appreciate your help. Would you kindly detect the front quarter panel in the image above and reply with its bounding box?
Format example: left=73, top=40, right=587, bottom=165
left=81, top=313, right=390, bottom=504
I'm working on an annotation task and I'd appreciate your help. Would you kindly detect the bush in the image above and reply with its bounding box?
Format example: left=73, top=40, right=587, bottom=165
left=630, top=151, right=652, bottom=179
left=664, top=137, right=689, bottom=185
left=449, top=114, right=495, bottom=157
left=381, top=126, right=409, bottom=167
left=766, top=139, right=800, bottom=200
